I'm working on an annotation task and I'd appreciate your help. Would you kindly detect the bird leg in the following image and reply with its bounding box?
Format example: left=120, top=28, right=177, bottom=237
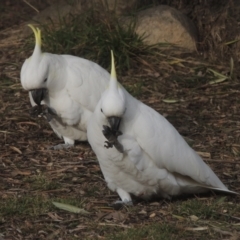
left=102, top=125, right=124, bottom=153
left=30, top=105, right=75, bottom=150
left=109, top=188, right=133, bottom=209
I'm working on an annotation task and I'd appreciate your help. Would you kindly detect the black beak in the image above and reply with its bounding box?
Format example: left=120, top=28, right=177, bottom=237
left=107, top=116, right=121, bottom=132
left=30, top=88, right=47, bottom=106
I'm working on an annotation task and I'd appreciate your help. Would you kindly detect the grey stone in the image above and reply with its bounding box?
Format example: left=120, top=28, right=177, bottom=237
left=121, top=5, right=198, bottom=52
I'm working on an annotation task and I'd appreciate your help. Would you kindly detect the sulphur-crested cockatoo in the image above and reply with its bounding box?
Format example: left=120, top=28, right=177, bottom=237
left=20, top=25, right=109, bottom=149
left=87, top=51, right=236, bottom=206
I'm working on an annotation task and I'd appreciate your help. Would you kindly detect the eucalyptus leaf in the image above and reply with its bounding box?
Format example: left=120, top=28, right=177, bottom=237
left=162, top=99, right=179, bottom=103
left=209, top=77, right=228, bottom=85
left=52, top=202, right=90, bottom=215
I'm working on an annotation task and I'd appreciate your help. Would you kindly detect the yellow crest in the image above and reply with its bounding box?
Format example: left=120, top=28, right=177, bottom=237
left=28, top=24, right=41, bottom=47
left=110, top=50, right=121, bottom=88
left=111, top=50, right=117, bottom=80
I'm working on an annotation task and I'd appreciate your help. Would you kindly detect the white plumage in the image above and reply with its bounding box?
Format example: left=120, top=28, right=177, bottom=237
left=20, top=25, right=109, bottom=149
left=87, top=51, right=235, bottom=205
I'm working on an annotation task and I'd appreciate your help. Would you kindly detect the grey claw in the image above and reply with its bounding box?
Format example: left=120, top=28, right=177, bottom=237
left=102, top=125, right=124, bottom=153
left=102, top=125, right=112, bottom=139
left=104, top=141, right=113, bottom=149
left=115, top=200, right=133, bottom=206
left=29, top=105, right=43, bottom=117
left=48, top=143, right=74, bottom=150
left=109, top=200, right=133, bottom=210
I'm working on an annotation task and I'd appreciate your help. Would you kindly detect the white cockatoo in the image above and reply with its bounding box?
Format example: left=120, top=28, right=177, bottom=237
left=20, top=25, right=110, bottom=149
left=87, top=51, right=236, bottom=206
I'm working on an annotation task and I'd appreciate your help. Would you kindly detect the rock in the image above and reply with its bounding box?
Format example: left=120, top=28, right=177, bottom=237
left=121, top=5, right=198, bottom=52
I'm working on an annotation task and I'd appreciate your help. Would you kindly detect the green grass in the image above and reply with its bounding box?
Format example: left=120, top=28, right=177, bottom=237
left=105, top=196, right=240, bottom=240
left=0, top=194, right=52, bottom=217
left=37, top=10, right=159, bottom=73
left=0, top=194, right=86, bottom=217
left=23, top=174, right=61, bottom=191
left=123, top=78, right=144, bottom=97
left=174, top=198, right=218, bottom=219
left=1, top=193, right=239, bottom=239
left=106, top=223, right=185, bottom=240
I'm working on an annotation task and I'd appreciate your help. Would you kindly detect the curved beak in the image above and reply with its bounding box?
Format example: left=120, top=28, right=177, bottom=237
left=30, top=88, right=47, bottom=105
left=107, top=116, right=121, bottom=132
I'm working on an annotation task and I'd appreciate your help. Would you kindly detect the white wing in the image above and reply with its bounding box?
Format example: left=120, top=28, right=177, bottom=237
left=124, top=96, right=228, bottom=191
left=64, top=55, right=110, bottom=112
left=37, top=55, right=110, bottom=143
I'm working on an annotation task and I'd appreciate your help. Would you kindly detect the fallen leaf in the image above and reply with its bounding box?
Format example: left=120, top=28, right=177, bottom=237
left=196, top=151, right=211, bottom=158
left=162, top=99, right=179, bottom=103
left=47, top=212, right=63, bottom=221
left=185, top=226, right=208, bottom=231
left=213, top=227, right=233, bottom=236
left=189, top=215, right=199, bottom=221
left=52, top=202, right=90, bottom=215
left=11, top=169, right=31, bottom=177
left=104, top=211, right=126, bottom=221
left=207, top=68, right=227, bottom=78
left=10, top=146, right=22, bottom=154
left=172, top=214, right=185, bottom=220
left=158, top=209, right=169, bottom=216
left=138, top=210, right=147, bottom=215
left=149, top=213, right=156, bottom=218
left=209, top=77, right=228, bottom=84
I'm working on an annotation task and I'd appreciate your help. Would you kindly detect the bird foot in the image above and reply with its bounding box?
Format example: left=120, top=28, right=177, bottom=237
left=104, top=141, right=114, bottom=149
left=29, top=105, right=57, bottom=123
left=29, top=105, right=44, bottom=117
left=42, top=107, right=58, bottom=122
left=102, top=125, right=124, bottom=153
left=109, top=200, right=133, bottom=210
left=48, top=143, right=74, bottom=150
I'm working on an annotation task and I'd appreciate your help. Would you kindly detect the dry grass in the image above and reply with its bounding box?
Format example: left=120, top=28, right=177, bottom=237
left=0, top=0, right=240, bottom=239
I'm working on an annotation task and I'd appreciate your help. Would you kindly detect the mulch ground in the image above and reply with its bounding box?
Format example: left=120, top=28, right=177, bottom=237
left=0, top=0, right=240, bottom=239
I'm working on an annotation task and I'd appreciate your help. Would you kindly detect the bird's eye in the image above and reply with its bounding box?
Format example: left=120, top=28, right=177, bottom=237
left=43, top=78, right=47, bottom=83
left=101, top=108, right=103, bottom=113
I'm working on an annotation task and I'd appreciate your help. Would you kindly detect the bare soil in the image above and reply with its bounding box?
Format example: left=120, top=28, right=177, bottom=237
left=0, top=1, right=240, bottom=239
